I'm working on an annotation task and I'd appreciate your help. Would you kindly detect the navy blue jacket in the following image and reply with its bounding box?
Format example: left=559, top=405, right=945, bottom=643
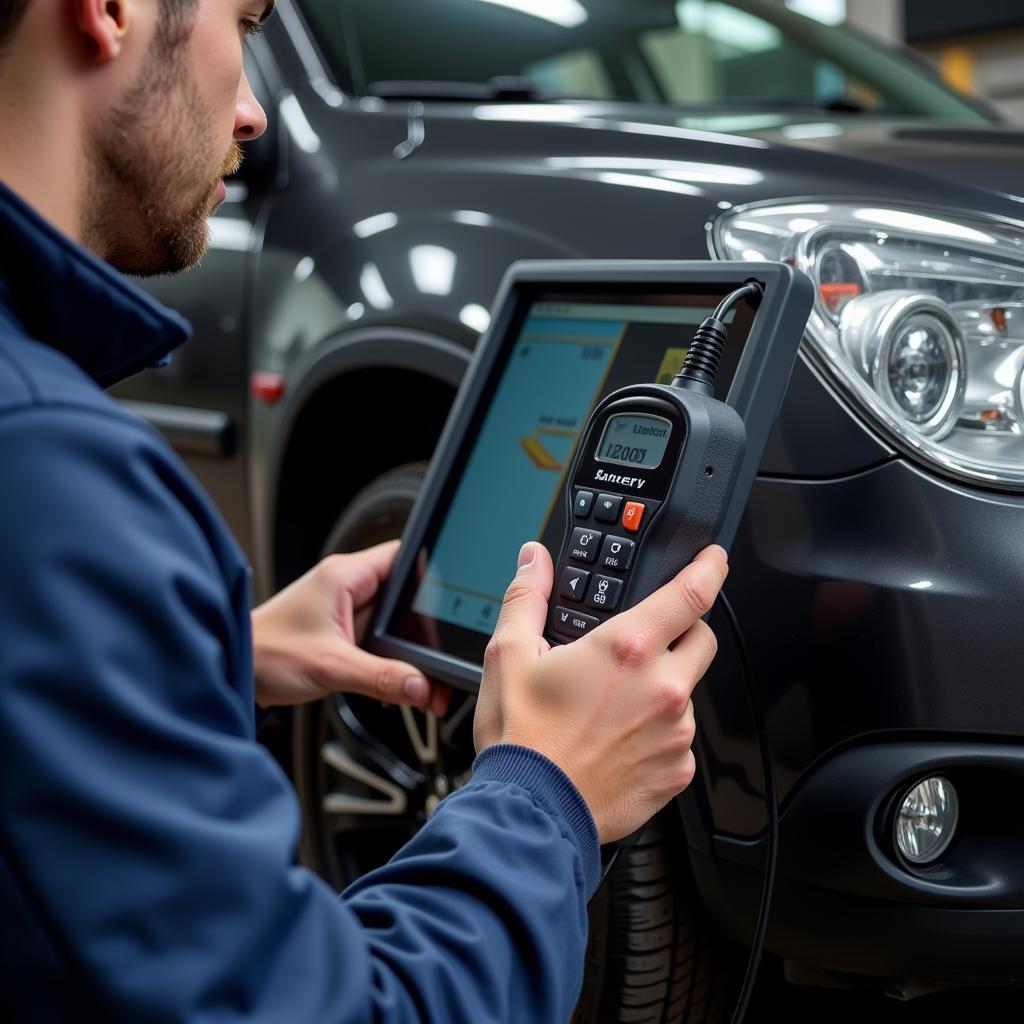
left=0, top=181, right=599, bottom=1022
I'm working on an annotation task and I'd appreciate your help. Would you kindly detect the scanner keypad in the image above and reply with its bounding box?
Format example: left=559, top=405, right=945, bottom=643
left=552, top=487, right=655, bottom=640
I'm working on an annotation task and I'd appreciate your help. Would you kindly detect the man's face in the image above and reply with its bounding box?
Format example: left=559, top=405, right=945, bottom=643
left=82, top=0, right=268, bottom=276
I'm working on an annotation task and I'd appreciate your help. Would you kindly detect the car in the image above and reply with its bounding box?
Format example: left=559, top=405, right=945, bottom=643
left=116, top=1, right=1024, bottom=1019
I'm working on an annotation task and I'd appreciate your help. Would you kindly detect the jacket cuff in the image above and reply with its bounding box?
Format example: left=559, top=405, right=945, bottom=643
left=471, top=743, right=600, bottom=896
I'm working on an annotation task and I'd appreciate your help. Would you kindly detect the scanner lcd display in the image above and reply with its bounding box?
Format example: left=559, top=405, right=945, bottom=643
left=596, top=414, right=673, bottom=469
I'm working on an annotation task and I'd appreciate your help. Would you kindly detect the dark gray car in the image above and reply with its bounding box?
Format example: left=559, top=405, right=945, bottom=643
left=117, top=1, right=1024, bottom=1019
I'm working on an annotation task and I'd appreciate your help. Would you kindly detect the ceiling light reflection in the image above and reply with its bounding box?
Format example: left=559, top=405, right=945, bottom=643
left=206, top=218, right=253, bottom=252
left=360, top=264, right=394, bottom=309
left=546, top=156, right=761, bottom=186
left=354, top=212, right=399, bottom=238
left=782, top=121, right=843, bottom=139
left=454, top=210, right=495, bottom=227
left=293, top=257, right=315, bottom=282
left=410, top=245, right=457, bottom=296
left=279, top=93, right=321, bottom=154
left=473, top=0, right=587, bottom=29
left=460, top=304, right=492, bottom=333
left=854, top=209, right=995, bottom=246
left=594, top=172, right=703, bottom=197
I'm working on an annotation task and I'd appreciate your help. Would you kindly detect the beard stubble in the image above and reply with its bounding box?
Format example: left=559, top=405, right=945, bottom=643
left=83, top=28, right=243, bottom=277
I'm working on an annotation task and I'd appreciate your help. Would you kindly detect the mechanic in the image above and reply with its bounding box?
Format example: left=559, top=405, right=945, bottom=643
left=0, top=0, right=727, bottom=1020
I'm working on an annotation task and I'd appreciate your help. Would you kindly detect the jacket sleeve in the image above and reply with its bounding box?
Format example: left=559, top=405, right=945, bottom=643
left=0, top=407, right=599, bottom=1023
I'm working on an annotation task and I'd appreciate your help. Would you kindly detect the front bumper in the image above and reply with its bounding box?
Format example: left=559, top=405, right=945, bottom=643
left=691, top=739, right=1024, bottom=981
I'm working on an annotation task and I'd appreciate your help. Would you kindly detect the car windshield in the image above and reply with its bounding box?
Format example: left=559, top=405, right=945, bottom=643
left=299, top=0, right=992, bottom=123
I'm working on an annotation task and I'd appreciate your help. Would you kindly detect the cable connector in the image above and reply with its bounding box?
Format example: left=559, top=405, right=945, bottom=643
left=672, top=281, right=764, bottom=396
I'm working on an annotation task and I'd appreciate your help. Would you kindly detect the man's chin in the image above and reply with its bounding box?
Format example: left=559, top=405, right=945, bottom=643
left=115, top=223, right=209, bottom=277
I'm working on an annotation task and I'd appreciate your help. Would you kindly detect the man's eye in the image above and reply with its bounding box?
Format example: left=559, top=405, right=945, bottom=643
left=242, top=20, right=263, bottom=37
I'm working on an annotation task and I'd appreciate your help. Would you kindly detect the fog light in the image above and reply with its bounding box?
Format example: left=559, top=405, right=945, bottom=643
left=894, top=776, right=959, bottom=865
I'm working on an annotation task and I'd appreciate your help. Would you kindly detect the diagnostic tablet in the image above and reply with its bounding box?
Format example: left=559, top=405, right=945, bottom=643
left=367, top=261, right=812, bottom=691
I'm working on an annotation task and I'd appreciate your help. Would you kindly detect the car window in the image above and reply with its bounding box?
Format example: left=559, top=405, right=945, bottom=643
left=524, top=48, right=615, bottom=101
left=297, top=0, right=991, bottom=123
left=640, top=3, right=881, bottom=110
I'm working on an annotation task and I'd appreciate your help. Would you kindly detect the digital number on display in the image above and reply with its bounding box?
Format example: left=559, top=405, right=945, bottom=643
left=596, top=414, right=672, bottom=470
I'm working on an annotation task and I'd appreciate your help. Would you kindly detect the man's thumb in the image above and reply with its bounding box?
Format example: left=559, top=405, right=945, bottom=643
left=335, top=645, right=433, bottom=708
left=493, top=542, right=554, bottom=644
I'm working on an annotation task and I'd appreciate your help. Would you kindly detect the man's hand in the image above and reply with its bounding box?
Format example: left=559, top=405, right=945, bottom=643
left=252, top=540, right=450, bottom=715
left=474, top=542, right=727, bottom=844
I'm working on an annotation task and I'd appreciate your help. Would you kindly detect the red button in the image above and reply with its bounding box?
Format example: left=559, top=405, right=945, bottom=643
left=622, top=501, right=645, bottom=532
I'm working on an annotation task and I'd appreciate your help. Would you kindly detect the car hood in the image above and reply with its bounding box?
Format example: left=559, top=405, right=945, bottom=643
left=456, top=101, right=1023, bottom=205
left=749, top=118, right=1024, bottom=199
left=626, top=108, right=1024, bottom=200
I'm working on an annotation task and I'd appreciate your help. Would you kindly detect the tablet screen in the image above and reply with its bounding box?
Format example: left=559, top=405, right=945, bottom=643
left=388, top=286, right=755, bottom=662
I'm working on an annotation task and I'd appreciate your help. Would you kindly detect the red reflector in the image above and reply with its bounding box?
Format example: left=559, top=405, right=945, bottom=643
left=820, top=282, right=862, bottom=313
left=250, top=371, right=286, bottom=403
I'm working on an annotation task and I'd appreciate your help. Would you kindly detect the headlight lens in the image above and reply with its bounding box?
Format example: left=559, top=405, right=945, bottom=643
left=711, top=201, right=1024, bottom=488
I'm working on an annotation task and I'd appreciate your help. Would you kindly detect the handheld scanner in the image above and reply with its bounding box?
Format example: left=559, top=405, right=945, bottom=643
left=546, top=284, right=756, bottom=644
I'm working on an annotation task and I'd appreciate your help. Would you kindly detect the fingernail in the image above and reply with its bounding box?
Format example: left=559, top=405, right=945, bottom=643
left=404, top=676, right=429, bottom=704
left=711, top=544, right=728, bottom=562
left=517, top=542, right=536, bottom=573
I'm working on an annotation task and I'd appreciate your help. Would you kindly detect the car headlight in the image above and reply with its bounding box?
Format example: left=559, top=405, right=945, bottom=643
left=711, top=200, right=1024, bottom=489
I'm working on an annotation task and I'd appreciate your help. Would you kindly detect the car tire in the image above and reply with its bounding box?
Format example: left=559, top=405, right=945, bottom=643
left=320, top=461, right=430, bottom=556
left=291, top=462, right=735, bottom=1023
left=574, top=812, right=737, bottom=1024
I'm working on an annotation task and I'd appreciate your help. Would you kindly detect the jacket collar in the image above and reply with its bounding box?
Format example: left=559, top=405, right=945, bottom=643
left=0, top=179, right=192, bottom=388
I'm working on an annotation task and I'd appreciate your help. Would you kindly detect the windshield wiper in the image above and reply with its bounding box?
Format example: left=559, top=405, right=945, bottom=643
left=366, top=76, right=553, bottom=102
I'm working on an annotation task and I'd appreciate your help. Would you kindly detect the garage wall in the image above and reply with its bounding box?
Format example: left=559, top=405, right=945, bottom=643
left=844, top=0, right=903, bottom=45
left=904, top=3, right=1024, bottom=123
left=819, top=0, right=1022, bottom=123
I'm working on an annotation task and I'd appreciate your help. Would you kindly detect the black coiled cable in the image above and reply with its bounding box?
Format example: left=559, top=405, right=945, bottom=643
left=673, top=282, right=764, bottom=397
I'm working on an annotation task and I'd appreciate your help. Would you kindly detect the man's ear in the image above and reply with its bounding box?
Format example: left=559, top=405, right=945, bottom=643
left=73, top=0, right=132, bottom=62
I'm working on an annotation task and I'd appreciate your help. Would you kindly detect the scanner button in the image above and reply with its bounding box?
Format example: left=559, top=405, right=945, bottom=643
left=599, top=535, right=635, bottom=572
left=622, top=501, right=645, bottom=532
left=586, top=574, right=622, bottom=612
left=554, top=606, right=600, bottom=639
left=593, top=493, right=623, bottom=523
left=569, top=528, right=602, bottom=564
left=559, top=567, right=591, bottom=603
left=574, top=490, right=594, bottom=518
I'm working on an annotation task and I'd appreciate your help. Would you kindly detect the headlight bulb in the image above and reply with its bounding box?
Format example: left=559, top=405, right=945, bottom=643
left=840, top=291, right=965, bottom=438
left=886, top=313, right=960, bottom=425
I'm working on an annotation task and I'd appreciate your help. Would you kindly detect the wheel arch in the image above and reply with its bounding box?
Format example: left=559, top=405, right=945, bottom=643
left=256, top=326, right=471, bottom=595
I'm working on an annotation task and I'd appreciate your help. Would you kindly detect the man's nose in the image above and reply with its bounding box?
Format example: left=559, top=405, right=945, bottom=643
left=234, top=72, right=268, bottom=142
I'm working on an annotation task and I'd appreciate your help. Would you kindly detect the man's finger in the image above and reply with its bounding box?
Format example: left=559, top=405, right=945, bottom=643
left=489, top=542, right=554, bottom=651
left=325, top=540, right=402, bottom=610
left=319, top=643, right=433, bottom=709
left=615, top=545, right=728, bottom=651
left=666, top=620, right=718, bottom=697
